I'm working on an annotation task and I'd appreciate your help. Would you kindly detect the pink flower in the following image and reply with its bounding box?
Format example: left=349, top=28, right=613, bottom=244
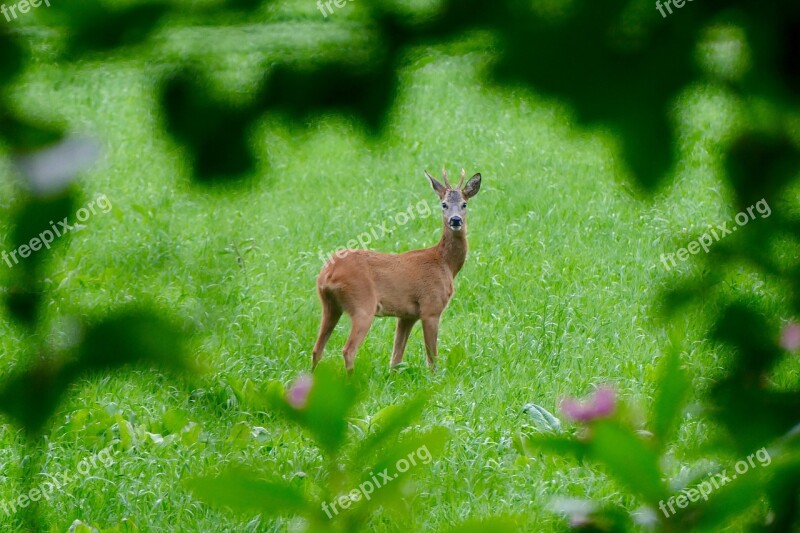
left=780, top=322, right=800, bottom=351
left=560, top=386, right=616, bottom=423
left=287, top=375, right=313, bottom=409
left=569, top=516, right=591, bottom=528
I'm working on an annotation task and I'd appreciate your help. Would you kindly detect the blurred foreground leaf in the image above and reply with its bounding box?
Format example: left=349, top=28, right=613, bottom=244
left=186, top=469, right=310, bottom=517
left=0, top=308, right=192, bottom=433
left=58, top=0, right=170, bottom=57
left=588, top=420, right=668, bottom=505
left=354, top=393, right=429, bottom=459
left=651, top=350, right=690, bottom=450
left=161, top=71, right=257, bottom=183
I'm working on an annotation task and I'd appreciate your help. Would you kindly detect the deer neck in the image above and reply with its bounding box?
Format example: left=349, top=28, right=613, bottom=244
left=438, top=225, right=468, bottom=276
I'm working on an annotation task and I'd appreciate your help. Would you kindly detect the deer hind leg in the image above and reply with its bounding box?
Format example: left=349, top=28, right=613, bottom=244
left=339, top=285, right=377, bottom=373
left=312, top=289, right=343, bottom=370
left=421, top=314, right=441, bottom=372
left=391, top=317, right=417, bottom=368
left=342, top=310, right=374, bottom=373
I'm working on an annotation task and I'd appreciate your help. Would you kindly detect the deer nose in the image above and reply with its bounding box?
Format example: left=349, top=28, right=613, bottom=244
left=449, top=216, right=463, bottom=227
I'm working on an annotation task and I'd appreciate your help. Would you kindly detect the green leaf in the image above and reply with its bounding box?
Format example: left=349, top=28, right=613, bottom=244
left=300, top=366, right=358, bottom=455
left=513, top=432, right=587, bottom=460
left=227, top=421, right=251, bottom=447
left=0, top=33, right=24, bottom=85
left=186, top=470, right=309, bottom=517
left=115, top=413, right=135, bottom=450
left=680, top=468, right=766, bottom=528
left=163, top=408, right=188, bottom=434
left=60, top=0, right=171, bottom=57
left=588, top=420, right=668, bottom=505
left=181, top=422, right=202, bottom=446
left=652, top=350, right=689, bottom=449
left=354, top=394, right=428, bottom=460
left=446, top=344, right=467, bottom=369
left=346, top=426, right=448, bottom=514
left=0, top=357, right=73, bottom=433
left=359, top=426, right=448, bottom=492
left=161, top=70, right=256, bottom=183
left=2, top=112, right=64, bottom=154
left=78, top=309, right=192, bottom=374
left=0, top=308, right=192, bottom=433
left=70, top=521, right=98, bottom=533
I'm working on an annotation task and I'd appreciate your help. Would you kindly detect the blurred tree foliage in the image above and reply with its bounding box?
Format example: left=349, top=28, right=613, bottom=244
left=0, top=0, right=799, bottom=531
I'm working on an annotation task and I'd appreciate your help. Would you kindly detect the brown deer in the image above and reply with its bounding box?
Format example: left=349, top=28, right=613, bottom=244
left=312, top=167, right=482, bottom=372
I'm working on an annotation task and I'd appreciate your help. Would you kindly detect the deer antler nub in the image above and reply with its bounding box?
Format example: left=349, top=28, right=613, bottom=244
left=442, top=166, right=451, bottom=189
left=457, top=168, right=466, bottom=190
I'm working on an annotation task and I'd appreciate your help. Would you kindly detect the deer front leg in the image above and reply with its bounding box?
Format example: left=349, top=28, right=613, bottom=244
left=391, top=317, right=417, bottom=368
left=421, top=315, right=441, bottom=372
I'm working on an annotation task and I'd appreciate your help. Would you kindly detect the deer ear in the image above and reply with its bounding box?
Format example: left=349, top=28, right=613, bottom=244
left=463, top=173, right=481, bottom=199
left=425, top=170, right=447, bottom=199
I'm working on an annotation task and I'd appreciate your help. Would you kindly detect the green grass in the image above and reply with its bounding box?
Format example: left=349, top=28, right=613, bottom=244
left=0, top=3, right=793, bottom=532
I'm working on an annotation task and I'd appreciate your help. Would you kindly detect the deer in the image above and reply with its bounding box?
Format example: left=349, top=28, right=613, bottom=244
left=311, top=167, right=482, bottom=373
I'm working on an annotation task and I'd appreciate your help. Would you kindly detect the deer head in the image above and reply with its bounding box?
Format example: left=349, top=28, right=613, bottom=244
left=425, top=167, right=481, bottom=232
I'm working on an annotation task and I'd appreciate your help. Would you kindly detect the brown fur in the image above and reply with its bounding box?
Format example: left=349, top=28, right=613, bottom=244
left=312, top=169, right=482, bottom=372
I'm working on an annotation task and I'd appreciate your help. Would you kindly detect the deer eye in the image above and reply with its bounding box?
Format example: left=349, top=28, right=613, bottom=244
left=461, top=203, right=467, bottom=209
left=441, top=203, right=447, bottom=209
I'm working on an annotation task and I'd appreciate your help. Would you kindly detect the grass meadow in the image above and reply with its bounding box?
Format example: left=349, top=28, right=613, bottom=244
left=0, top=1, right=783, bottom=531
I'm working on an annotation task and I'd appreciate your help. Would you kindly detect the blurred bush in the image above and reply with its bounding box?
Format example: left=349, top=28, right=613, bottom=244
left=187, top=366, right=453, bottom=532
